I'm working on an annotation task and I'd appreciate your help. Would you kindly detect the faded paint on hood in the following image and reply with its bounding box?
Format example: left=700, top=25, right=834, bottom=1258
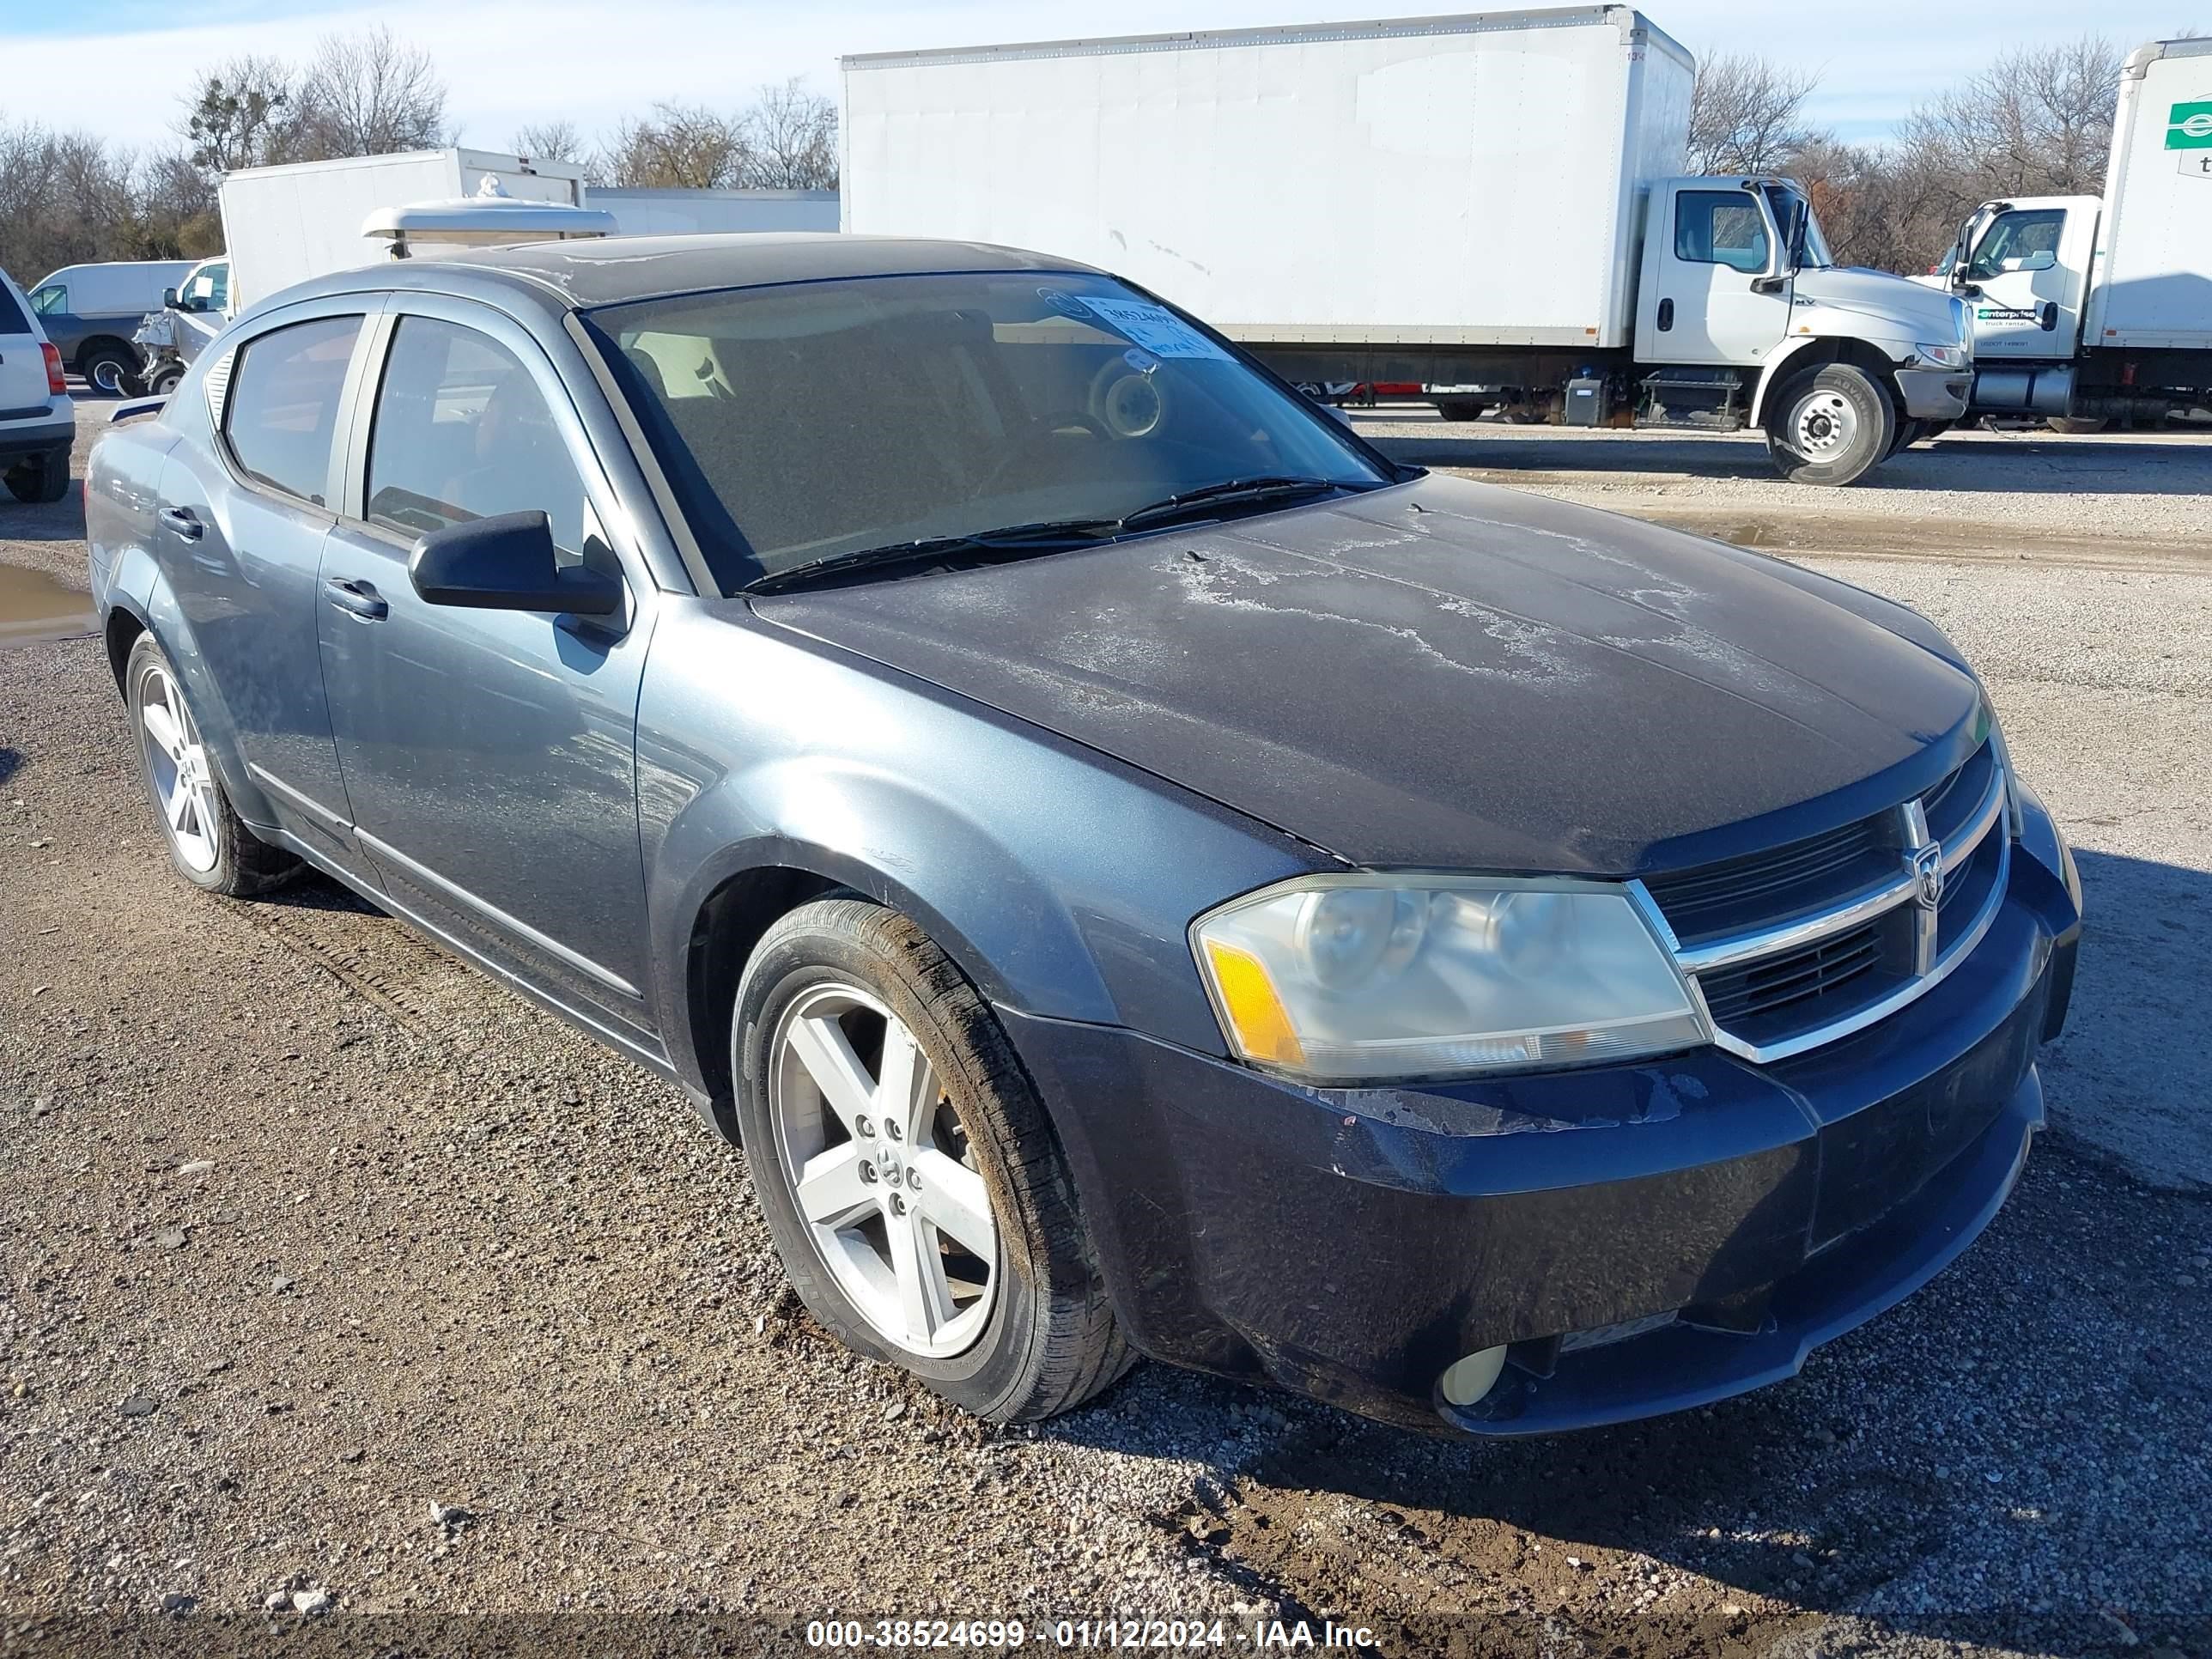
left=750, top=476, right=1981, bottom=873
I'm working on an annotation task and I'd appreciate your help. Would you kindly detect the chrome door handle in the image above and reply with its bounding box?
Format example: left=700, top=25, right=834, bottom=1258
left=324, top=575, right=388, bottom=622
left=157, top=507, right=202, bottom=541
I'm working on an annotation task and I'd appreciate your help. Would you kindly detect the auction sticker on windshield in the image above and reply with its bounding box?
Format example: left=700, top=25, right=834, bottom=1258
left=1045, top=290, right=1235, bottom=360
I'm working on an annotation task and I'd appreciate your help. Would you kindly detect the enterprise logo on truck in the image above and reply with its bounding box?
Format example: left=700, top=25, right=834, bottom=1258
left=2168, top=100, right=2212, bottom=149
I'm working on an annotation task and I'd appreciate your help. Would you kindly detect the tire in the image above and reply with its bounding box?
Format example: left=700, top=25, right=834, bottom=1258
left=1887, top=417, right=1926, bottom=459
left=3, top=447, right=71, bottom=505
left=2046, top=415, right=2108, bottom=435
left=1765, top=363, right=1895, bottom=485
left=1433, top=398, right=1488, bottom=422
left=732, top=897, right=1133, bottom=1422
left=147, top=362, right=185, bottom=397
left=124, top=632, right=301, bottom=897
left=80, top=342, right=143, bottom=398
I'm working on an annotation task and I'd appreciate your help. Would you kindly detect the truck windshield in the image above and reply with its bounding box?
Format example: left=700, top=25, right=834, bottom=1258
left=1761, top=185, right=1833, bottom=270
left=584, top=271, right=1391, bottom=591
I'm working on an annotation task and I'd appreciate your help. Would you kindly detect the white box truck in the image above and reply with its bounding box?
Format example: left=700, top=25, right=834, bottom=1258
left=842, top=5, right=1975, bottom=483
left=1915, top=37, right=2212, bottom=430
left=588, top=187, right=841, bottom=235
left=220, top=148, right=591, bottom=313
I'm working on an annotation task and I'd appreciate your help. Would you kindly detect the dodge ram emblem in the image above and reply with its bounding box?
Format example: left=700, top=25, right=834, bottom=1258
left=1910, top=843, right=1945, bottom=911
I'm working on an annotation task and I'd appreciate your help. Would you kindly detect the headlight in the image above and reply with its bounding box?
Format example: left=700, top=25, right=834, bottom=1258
left=1190, top=876, right=1710, bottom=1083
left=1913, top=343, right=1971, bottom=370
left=1984, top=703, right=2027, bottom=840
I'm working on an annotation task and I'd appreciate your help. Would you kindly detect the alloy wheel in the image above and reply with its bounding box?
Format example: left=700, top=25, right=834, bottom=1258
left=767, top=981, right=1000, bottom=1358
left=137, top=659, right=220, bottom=873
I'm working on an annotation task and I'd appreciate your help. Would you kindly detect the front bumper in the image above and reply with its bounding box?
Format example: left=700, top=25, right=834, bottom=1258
left=1896, top=365, right=1974, bottom=421
left=1009, top=799, right=2082, bottom=1436
left=0, top=411, right=74, bottom=463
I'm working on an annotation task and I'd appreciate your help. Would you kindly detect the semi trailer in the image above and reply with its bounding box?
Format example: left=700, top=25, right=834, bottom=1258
left=842, top=5, right=1973, bottom=484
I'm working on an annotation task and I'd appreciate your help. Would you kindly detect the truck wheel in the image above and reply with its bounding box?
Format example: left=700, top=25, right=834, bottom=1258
left=1886, top=418, right=1926, bottom=459
left=2046, top=416, right=2108, bottom=435
left=3, top=447, right=72, bottom=505
left=733, top=897, right=1133, bottom=1422
left=1433, top=398, right=1488, bottom=422
left=148, top=363, right=185, bottom=397
left=1766, top=364, right=1895, bottom=486
left=81, top=342, right=143, bottom=397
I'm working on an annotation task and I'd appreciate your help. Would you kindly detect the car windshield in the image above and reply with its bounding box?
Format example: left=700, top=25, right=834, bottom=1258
left=582, top=271, right=1392, bottom=590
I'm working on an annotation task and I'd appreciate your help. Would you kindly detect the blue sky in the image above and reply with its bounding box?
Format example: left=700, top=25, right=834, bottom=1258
left=8, top=0, right=2203, bottom=154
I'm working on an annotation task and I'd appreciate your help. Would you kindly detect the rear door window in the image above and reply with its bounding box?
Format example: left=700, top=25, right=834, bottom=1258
left=363, top=315, right=587, bottom=562
left=0, top=281, right=30, bottom=337
left=222, top=314, right=363, bottom=507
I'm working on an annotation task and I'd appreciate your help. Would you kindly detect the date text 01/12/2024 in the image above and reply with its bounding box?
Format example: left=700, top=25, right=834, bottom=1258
left=803, top=1620, right=1382, bottom=1650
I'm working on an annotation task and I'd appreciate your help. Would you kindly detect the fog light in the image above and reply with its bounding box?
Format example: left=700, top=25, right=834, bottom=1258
left=1439, top=1346, right=1507, bottom=1407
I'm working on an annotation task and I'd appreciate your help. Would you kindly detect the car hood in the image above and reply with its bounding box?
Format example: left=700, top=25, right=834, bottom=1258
left=750, top=476, right=1982, bottom=873
left=1792, top=265, right=1966, bottom=343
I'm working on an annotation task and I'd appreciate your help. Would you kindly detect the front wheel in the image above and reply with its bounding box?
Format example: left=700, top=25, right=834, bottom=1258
left=1765, top=363, right=1895, bottom=485
left=1433, top=398, right=1489, bottom=422
left=147, top=362, right=185, bottom=397
left=732, top=898, right=1133, bottom=1421
left=125, top=632, right=301, bottom=896
left=2046, top=415, right=2109, bottom=435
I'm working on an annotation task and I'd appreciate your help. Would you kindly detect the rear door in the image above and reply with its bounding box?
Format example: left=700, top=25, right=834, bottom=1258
left=316, top=297, right=659, bottom=1036
left=0, top=275, right=54, bottom=414
left=155, top=301, right=377, bottom=856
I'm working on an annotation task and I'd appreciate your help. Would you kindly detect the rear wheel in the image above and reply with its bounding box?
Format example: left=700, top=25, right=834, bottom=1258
left=125, top=632, right=301, bottom=896
left=2, top=447, right=71, bottom=505
left=81, top=342, right=143, bottom=397
left=1433, top=398, right=1488, bottom=422
left=1765, top=363, right=1894, bottom=485
left=733, top=898, right=1132, bottom=1421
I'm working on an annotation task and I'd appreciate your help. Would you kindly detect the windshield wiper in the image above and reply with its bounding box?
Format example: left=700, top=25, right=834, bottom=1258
left=1115, top=476, right=1366, bottom=531
left=744, top=518, right=1123, bottom=594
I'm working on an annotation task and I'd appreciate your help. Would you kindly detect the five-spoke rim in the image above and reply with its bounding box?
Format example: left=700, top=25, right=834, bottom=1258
left=137, top=659, right=219, bottom=873
left=1790, top=389, right=1858, bottom=458
left=767, top=981, right=1000, bottom=1359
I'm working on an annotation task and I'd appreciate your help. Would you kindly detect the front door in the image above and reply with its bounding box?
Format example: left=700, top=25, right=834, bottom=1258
left=1642, top=186, right=1793, bottom=366
left=1960, top=206, right=2085, bottom=357
left=315, top=301, right=659, bottom=1036
left=157, top=307, right=370, bottom=852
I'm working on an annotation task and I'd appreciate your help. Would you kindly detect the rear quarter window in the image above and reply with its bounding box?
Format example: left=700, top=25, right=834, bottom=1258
left=222, top=315, right=364, bottom=507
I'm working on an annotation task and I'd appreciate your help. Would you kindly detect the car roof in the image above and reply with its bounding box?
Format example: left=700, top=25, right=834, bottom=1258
left=322, top=233, right=1100, bottom=313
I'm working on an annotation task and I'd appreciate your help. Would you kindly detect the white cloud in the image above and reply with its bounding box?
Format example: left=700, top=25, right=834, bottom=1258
left=15, top=0, right=2200, bottom=154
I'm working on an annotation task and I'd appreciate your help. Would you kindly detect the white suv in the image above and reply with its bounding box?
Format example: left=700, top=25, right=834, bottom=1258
left=1, top=265, right=76, bottom=504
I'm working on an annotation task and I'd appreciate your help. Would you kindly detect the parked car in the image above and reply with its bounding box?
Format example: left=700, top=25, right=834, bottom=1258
left=0, top=267, right=74, bottom=503
left=85, top=235, right=2083, bottom=1436
left=27, top=260, right=194, bottom=395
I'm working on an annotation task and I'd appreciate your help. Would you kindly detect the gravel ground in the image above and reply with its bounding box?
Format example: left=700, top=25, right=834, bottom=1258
left=3, top=404, right=2207, bottom=1656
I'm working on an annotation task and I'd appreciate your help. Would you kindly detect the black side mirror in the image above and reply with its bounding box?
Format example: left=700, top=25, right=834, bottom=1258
left=161, top=288, right=180, bottom=309
left=408, top=511, right=622, bottom=617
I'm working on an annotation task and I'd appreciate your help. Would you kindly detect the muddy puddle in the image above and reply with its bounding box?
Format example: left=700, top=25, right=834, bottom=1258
left=0, top=563, right=94, bottom=648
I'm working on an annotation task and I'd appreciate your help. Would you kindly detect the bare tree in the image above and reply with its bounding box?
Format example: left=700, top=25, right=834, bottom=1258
left=1688, top=52, right=1820, bottom=175
left=295, top=25, right=449, bottom=158
left=739, top=78, right=839, bottom=189
left=178, top=55, right=301, bottom=178
left=601, top=103, right=750, bottom=189
left=0, top=123, right=220, bottom=277
left=511, top=119, right=587, bottom=164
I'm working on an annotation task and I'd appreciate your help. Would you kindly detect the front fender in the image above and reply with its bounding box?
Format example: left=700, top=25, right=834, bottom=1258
left=635, top=601, right=1329, bottom=1096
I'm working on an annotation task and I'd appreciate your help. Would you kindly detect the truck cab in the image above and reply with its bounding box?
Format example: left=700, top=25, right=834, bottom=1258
left=1921, top=197, right=2100, bottom=362
left=1632, top=176, right=1975, bottom=479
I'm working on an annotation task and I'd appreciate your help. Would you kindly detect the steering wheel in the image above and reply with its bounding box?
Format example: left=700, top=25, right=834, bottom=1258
left=978, top=411, right=1113, bottom=493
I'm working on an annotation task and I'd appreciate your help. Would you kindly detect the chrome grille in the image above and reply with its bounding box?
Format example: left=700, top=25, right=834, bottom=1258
left=1637, top=738, right=2011, bottom=1065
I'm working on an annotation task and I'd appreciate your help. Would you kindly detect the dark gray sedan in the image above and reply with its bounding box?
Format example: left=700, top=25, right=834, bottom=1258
left=85, top=235, right=2083, bottom=1436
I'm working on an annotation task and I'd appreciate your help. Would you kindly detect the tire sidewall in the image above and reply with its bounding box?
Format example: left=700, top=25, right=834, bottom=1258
left=732, top=909, right=1050, bottom=1416
left=1771, top=365, right=1894, bottom=485
left=125, top=632, right=246, bottom=894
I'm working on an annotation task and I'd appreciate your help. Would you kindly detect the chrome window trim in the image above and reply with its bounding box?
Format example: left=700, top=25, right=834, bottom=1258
left=1638, top=752, right=2012, bottom=1066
